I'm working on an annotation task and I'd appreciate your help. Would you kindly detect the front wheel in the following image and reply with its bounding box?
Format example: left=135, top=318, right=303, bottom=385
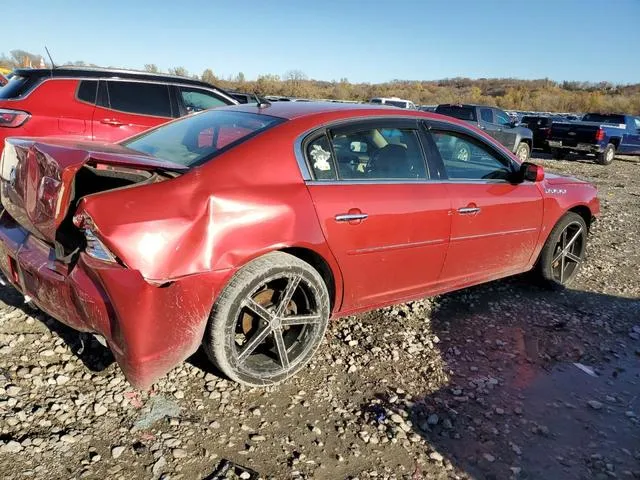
left=203, top=252, right=330, bottom=386
left=515, top=142, right=530, bottom=162
left=596, top=143, right=615, bottom=165
left=536, top=212, right=588, bottom=289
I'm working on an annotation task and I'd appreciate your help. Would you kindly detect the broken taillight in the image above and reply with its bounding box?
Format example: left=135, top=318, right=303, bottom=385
left=0, top=109, right=30, bottom=128
left=72, top=213, right=118, bottom=263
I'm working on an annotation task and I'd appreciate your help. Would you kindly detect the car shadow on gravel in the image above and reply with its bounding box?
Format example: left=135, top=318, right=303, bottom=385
left=0, top=283, right=115, bottom=372
left=365, top=277, right=640, bottom=479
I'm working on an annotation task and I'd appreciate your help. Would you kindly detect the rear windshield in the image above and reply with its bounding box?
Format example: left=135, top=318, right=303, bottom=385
left=435, top=105, right=477, bottom=121
left=0, top=74, right=40, bottom=99
left=582, top=113, right=626, bottom=124
left=521, top=116, right=550, bottom=126
left=122, top=110, right=284, bottom=168
left=385, top=100, right=408, bottom=108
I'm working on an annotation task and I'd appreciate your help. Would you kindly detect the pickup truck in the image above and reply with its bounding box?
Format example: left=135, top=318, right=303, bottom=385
left=435, top=104, right=534, bottom=161
left=548, top=113, right=640, bottom=165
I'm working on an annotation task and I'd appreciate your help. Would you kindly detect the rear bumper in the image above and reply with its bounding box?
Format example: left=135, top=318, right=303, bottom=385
left=547, top=140, right=604, bottom=153
left=0, top=210, right=231, bottom=389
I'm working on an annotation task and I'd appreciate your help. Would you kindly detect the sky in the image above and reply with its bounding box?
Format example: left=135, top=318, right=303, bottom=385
left=2, top=0, right=639, bottom=84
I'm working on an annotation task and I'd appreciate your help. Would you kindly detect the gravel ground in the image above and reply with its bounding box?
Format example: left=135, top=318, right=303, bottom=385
left=0, top=153, right=639, bottom=480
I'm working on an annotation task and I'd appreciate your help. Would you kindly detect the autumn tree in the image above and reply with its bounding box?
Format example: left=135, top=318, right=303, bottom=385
left=144, top=64, right=159, bottom=73
left=201, top=69, right=217, bottom=85
left=168, top=66, right=189, bottom=77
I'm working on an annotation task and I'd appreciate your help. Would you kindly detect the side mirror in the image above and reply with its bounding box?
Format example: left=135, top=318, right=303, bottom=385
left=520, top=162, right=544, bottom=182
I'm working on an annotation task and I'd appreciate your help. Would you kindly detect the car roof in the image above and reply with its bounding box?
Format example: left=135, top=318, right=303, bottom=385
left=221, top=101, right=420, bottom=120
left=12, top=67, right=218, bottom=89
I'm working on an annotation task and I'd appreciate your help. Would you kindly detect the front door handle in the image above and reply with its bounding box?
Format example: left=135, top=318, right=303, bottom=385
left=458, top=207, right=481, bottom=215
left=100, top=118, right=125, bottom=126
left=335, top=213, right=368, bottom=222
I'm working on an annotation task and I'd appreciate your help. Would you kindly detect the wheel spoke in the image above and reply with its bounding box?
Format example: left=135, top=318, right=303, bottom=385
left=272, top=328, right=290, bottom=370
left=237, top=325, right=272, bottom=363
left=560, top=252, right=566, bottom=283
left=565, top=227, right=583, bottom=250
left=243, top=298, right=275, bottom=323
left=275, top=276, right=301, bottom=317
left=281, top=313, right=322, bottom=326
left=561, top=229, right=568, bottom=250
left=565, top=251, right=581, bottom=263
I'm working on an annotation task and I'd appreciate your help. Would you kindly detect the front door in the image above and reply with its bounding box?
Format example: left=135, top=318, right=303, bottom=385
left=428, top=128, right=543, bottom=284
left=302, top=120, right=451, bottom=311
left=91, top=80, right=174, bottom=143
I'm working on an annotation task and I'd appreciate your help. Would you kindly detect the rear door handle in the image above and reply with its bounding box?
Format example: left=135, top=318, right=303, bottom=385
left=458, top=207, right=481, bottom=215
left=100, top=118, right=125, bottom=126
left=335, top=213, right=368, bottom=222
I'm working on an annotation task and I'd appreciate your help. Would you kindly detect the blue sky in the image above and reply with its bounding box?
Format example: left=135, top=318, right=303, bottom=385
left=3, top=0, right=639, bottom=84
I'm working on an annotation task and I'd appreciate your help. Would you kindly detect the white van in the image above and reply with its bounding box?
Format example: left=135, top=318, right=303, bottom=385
left=369, top=97, right=416, bottom=109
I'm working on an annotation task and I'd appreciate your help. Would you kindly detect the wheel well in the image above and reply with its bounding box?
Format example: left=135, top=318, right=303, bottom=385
left=280, top=247, right=337, bottom=309
left=609, top=137, right=621, bottom=149
left=521, top=138, right=532, bottom=148
left=569, top=205, right=593, bottom=230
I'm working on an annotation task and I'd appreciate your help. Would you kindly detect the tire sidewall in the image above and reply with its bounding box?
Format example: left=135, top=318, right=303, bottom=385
left=597, top=144, right=615, bottom=165
left=516, top=142, right=530, bottom=162
left=206, top=253, right=330, bottom=386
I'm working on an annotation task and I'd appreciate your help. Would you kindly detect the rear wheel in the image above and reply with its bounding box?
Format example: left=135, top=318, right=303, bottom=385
left=203, top=252, right=330, bottom=386
left=536, top=212, right=588, bottom=289
left=596, top=143, right=615, bottom=165
left=515, top=142, right=530, bottom=162
left=551, top=147, right=567, bottom=160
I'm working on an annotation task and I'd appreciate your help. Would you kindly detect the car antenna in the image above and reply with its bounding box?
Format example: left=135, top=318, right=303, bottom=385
left=255, top=94, right=271, bottom=109
left=44, top=46, right=56, bottom=69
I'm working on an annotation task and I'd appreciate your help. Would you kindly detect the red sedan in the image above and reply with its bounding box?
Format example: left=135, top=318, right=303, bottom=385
left=0, top=102, right=599, bottom=388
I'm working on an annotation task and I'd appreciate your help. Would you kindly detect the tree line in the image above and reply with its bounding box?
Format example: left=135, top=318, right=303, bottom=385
left=2, top=49, right=639, bottom=114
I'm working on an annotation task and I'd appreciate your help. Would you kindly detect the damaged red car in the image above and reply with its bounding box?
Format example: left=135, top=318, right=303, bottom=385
left=0, top=102, right=599, bottom=388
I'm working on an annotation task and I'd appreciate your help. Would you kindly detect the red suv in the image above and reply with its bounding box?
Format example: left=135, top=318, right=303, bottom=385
left=0, top=67, right=237, bottom=153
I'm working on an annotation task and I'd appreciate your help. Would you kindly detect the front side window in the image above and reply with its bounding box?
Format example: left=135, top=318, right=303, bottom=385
left=633, top=118, right=640, bottom=130
left=326, top=126, right=428, bottom=180
left=122, top=110, right=283, bottom=167
left=179, top=87, right=228, bottom=114
left=106, top=81, right=172, bottom=117
left=494, top=110, right=512, bottom=126
left=431, top=131, right=513, bottom=181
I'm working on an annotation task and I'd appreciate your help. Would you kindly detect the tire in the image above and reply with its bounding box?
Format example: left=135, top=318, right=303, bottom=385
left=596, top=143, right=615, bottom=165
left=203, top=252, right=330, bottom=386
left=453, top=141, right=472, bottom=162
left=515, top=142, right=530, bottom=162
left=536, top=212, right=588, bottom=289
left=551, top=147, right=567, bottom=160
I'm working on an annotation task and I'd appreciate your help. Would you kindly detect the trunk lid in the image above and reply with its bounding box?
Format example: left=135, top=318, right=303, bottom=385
left=0, top=137, right=186, bottom=242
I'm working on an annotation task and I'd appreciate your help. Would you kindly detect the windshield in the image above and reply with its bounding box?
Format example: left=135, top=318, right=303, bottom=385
left=122, top=110, right=284, bottom=168
left=582, top=113, right=626, bottom=124
left=435, top=105, right=477, bottom=121
left=386, top=100, right=408, bottom=108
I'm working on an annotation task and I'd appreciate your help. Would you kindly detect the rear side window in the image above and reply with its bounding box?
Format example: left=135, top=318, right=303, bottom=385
left=179, top=87, right=228, bottom=114
left=0, top=75, right=40, bottom=99
left=77, top=80, right=98, bottom=104
left=435, top=105, right=477, bottom=122
left=106, top=81, right=172, bottom=117
left=306, top=135, right=337, bottom=180
left=122, top=110, right=283, bottom=168
left=582, top=113, right=626, bottom=125
left=480, top=108, right=493, bottom=123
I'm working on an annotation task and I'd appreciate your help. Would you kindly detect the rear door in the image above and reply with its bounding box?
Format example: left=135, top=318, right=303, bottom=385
left=302, top=118, right=451, bottom=311
left=478, top=107, right=501, bottom=142
left=91, top=80, right=174, bottom=142
left=425, top=122, right=543, bottom=285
